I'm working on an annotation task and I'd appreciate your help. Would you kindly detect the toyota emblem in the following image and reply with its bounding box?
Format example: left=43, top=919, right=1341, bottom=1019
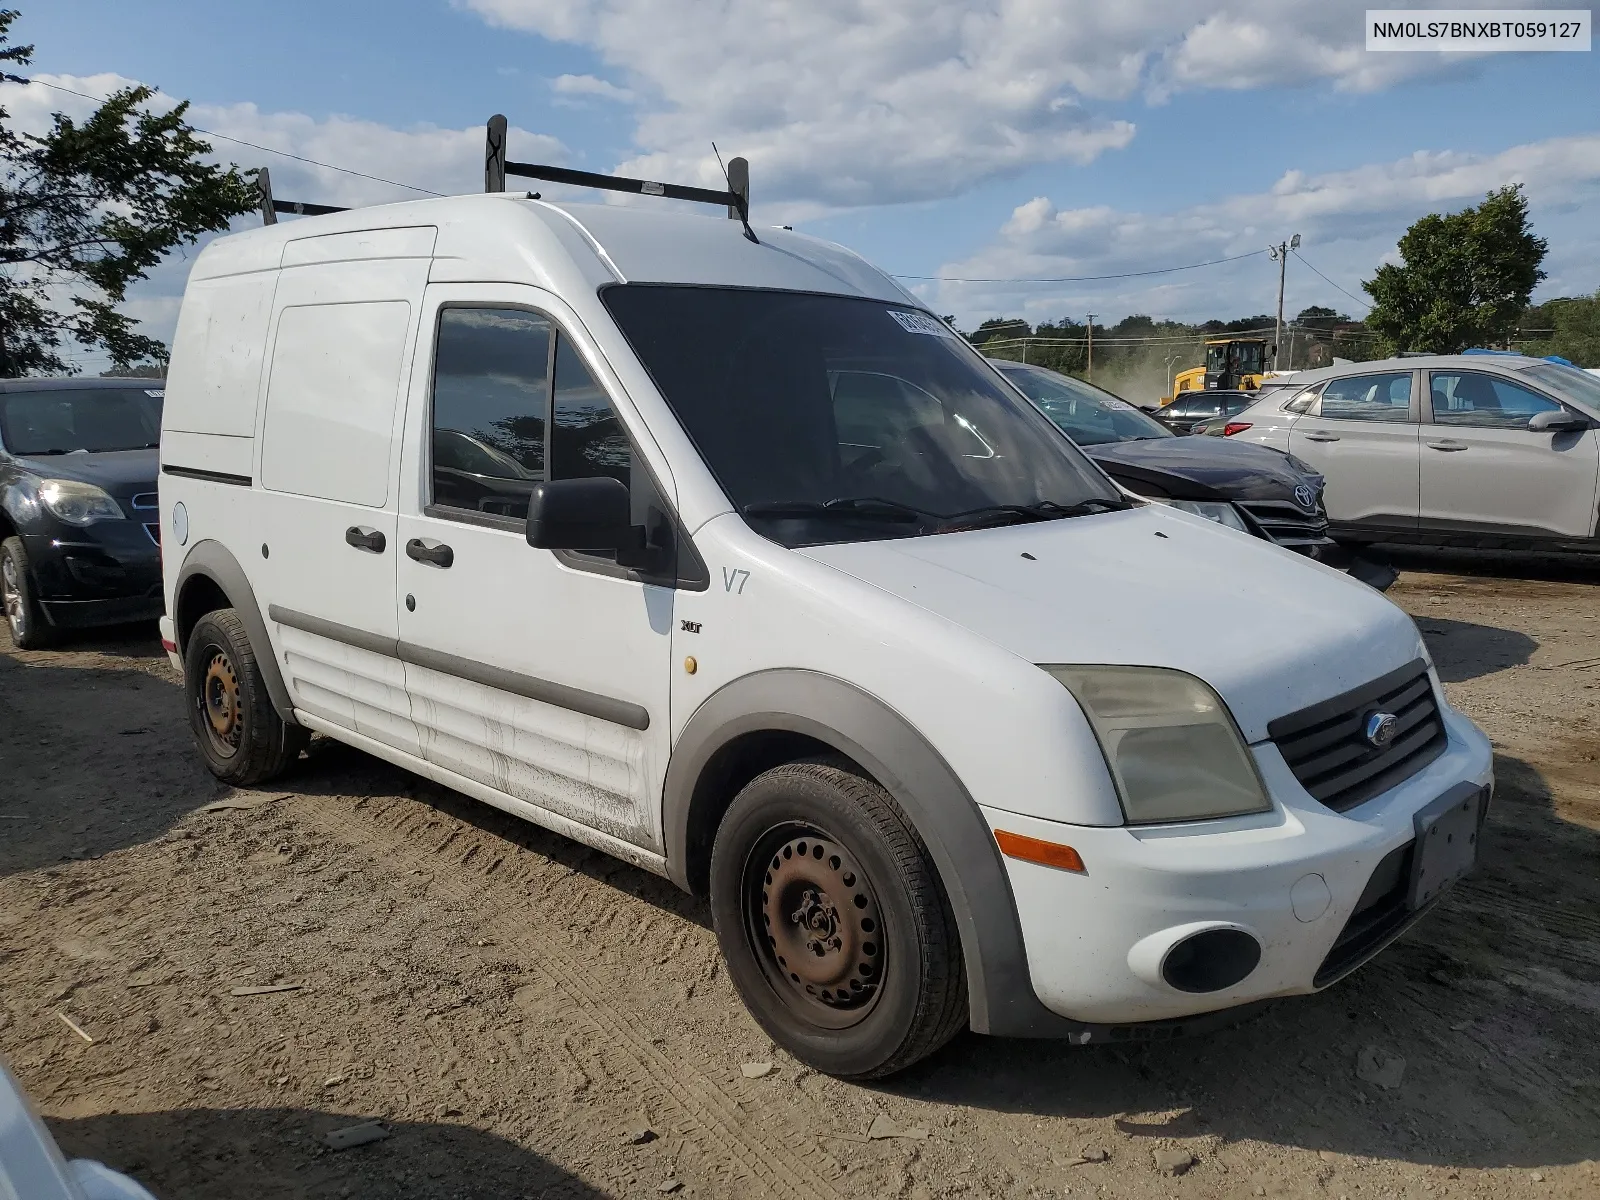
left=1293, top=483, right=1316, bottom=510
left=1364, top=711, right=1399, bottom=749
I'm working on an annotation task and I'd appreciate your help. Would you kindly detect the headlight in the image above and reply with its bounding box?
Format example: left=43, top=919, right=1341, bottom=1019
left=1044, top=665, right=1272, bottom=824
left=38, top=479, right=124, bottom=526
left=1158, top=499, right=1250, bottom=533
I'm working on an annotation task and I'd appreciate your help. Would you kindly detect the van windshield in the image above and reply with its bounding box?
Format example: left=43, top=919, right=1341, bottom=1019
left=601, top=286, right=1126, bottom=547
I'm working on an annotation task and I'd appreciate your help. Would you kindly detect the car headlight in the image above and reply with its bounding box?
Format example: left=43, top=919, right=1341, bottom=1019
left=38, top=479, right=124, bottom=526
left=1159, top=499, right=1250, bottom=533
left=1044, top=665, right=1272, bottom=824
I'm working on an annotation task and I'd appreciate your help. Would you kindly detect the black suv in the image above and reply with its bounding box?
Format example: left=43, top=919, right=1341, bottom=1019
left=989, top=361, right=1396, bottom=589
left=0, top=378, right=164, bottom=648
left=1152, top=389, right=1257, bottom=434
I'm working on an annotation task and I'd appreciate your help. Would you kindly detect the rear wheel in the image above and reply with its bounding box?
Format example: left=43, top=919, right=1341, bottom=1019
left=1, top=536, right=55, bottom=650
left=709, top=760, right=967, bottom=1079
left=183, top=608, right=307, bottom=785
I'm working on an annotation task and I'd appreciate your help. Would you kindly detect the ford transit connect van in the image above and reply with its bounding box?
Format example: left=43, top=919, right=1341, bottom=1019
left=159, top=190, right=1493, bottom=1079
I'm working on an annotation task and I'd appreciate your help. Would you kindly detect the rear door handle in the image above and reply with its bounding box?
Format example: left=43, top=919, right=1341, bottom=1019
left=345, top=526, right=386, bottom=553
left=406, top=538, right=454, bottom=568
left=1426, top=440, right=1469, bottom=452
left=1301, top=433, right=1340, bottom=443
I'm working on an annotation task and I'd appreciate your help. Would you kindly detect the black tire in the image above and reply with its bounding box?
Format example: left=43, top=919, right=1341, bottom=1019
left=1, top=535, right=56, bottom=650
left=709, top=760, right=967, bottom=1079
left=183, top=608, right=307, bottom=786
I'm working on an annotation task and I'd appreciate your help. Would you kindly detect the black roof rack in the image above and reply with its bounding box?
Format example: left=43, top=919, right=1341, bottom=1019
left=485, top=114, right=755, bottom=242
left=255, top=117, right=755, bottom=240
left=257, top=168, right=347, bottom=225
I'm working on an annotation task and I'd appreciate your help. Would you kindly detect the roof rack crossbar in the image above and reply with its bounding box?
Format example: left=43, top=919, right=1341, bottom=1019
left=503, top=160, right=742, bottom=216
left=257, top=168, right=348, bottom=225
left=485, top=114, right=755, bottom=242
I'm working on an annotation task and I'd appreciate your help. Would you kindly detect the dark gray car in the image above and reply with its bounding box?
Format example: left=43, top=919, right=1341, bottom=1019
left=990, top=360, right=1397, bottom=589
left=0, top=379, right=164, bottom=647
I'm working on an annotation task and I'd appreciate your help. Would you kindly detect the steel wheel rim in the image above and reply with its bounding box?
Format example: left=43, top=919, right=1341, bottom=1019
left=1, top=554, right=23, bottom=639
left=742, top=822, right=886, bottom=1030
left=198, top=644, right=244, bottom=758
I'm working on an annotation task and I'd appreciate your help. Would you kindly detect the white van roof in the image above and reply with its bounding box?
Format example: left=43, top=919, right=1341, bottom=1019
left=190, top=193, right=919, bottom=307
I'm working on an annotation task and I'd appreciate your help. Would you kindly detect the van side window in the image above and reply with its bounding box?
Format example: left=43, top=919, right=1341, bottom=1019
left=1317, top=371, right=1413, bottom=422
left=430, top=308, right=552, bottom=519
left=550, top=333, right=630, bottom=485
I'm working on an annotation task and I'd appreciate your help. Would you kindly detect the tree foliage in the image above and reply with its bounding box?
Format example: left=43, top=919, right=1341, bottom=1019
left=1518, top=291, right=1600, bottom=368
left=1362, top=184, right=1547, bottom=356
left=0, top=9, right=259, bottom=375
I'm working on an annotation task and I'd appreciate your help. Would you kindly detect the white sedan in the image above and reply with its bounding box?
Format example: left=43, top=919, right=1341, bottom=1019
left=1222, top=354, right=1600, bottom=552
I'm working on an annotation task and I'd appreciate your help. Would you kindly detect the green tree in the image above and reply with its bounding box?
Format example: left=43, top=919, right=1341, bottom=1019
left=1362, top=184, right=1547, bottom=355
left=0, top=9, right=259, bottom=375
left=1518, top=291, right=1600, bottom=368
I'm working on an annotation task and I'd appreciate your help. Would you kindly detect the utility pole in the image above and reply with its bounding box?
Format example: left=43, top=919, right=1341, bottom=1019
left=1269, top=234, right=1300, bottom=372
left=1086, top=314, right=1097, bottom=381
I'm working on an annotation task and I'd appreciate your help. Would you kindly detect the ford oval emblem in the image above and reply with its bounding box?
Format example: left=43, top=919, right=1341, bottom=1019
left=1364, top=711, right=1399, bottom=749
left=1293, top=483, right=1316, bottom=510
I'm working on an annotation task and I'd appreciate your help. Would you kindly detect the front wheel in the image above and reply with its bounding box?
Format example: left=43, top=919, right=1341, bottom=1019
left=183, top=608, right=307, bottom=786
left=709, top=760, right=967, bottom=1079
left=1, top=536, right=56, bottom=650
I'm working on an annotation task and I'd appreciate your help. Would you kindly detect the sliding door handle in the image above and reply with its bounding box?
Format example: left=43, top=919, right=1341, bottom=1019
left=406, top=538, right=454, bottom=568
left=1301, top=432, right=1340, bottom=443
left=1425, top=440, right=1469, bottom=452
left=345, top=526, right=386, bottom=553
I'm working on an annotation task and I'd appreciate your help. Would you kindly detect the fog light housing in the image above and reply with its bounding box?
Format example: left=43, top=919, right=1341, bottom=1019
left=1161, top=928, right=1261, bottom=993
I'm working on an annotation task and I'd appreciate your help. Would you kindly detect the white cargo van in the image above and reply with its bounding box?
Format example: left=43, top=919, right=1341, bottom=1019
left=159, top=181, right=1493, bottom=1078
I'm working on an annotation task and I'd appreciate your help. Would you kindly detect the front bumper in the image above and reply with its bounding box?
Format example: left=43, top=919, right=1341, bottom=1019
left=989, top=699, right=1493, bottom=1026
left=23, top=525, right=163, bottom=629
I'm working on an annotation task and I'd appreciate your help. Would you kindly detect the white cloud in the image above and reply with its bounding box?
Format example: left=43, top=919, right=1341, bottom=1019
left=927, top=133, right=1600, bottom=326
left=461, top=0, right=1504, bottom=217
left=551, top=73, right=634, bottom=102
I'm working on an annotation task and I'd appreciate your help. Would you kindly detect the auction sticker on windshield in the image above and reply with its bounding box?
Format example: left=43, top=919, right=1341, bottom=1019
left=887, top=309, right=958, bottom=338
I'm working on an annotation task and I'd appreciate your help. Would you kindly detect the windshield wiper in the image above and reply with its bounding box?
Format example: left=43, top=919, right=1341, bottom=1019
left=741, top=497, right=931, bottom=523
left=939, top=497, right=1133, bottom=531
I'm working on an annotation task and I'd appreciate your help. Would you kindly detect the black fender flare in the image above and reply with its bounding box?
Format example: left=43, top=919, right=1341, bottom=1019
left=663, top=668, right=1080, bottom=1038
left=174, top=538, right=298, bottom=726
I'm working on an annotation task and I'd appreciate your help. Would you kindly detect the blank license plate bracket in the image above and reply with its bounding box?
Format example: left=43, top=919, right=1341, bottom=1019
left=1408, top=784, right=1483, bottom=909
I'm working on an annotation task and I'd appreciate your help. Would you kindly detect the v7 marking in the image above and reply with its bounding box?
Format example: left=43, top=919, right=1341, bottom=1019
left=722, top=567, right=750, bottom=594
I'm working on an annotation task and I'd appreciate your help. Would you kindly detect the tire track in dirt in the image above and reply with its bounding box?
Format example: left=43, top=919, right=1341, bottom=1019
left=286, top=789, right=851, bottom=1200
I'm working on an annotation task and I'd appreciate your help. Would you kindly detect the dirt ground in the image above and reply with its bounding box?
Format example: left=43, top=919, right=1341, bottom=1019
left=1, top=555, right=1598, bottom=1200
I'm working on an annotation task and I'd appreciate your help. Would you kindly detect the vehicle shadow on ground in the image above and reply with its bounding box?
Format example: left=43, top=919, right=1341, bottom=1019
left=1387, top=547, right=1600, bottom=585
left=0, top=621, right=166, bottom=660
left=890, top=748, right=1600, bottom=1171
left=0, top=654, right=211, bottom=879
left=48, top=1105, right=605, bottom=1200
left=294, top=735, right=714, bottom=931
left=1412, top=615, right=1538, bottom=682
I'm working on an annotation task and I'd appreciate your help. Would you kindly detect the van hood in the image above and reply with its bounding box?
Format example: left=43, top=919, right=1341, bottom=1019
left=798, top=506, right=1425, bottom=743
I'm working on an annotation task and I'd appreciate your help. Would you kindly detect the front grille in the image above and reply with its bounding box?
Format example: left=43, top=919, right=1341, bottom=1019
left=1236, top=499, right=1330, bottom=547
left=1268, top=659, right=1447, bottom=812
left=130, top=492, right=158, bottom=510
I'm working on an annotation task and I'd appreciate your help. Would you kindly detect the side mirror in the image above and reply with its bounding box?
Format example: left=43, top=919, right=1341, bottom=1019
left=525, top=476, right=640, bottom=553
left=1528, top=409, right=1589, bottom=433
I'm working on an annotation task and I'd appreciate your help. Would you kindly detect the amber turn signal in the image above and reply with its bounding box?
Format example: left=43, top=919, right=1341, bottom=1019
left=994, top=830, right=1086, bottom=874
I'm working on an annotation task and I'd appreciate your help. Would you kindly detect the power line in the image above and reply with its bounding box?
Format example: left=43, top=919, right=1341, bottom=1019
left=27, top=78, right=446, bottom=197
left=892, top=248, right=1270, bottom=284
left=1291, top=248, right=1371, bottom=312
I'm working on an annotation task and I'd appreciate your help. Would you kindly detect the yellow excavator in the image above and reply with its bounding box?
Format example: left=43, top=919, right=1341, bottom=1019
left=1161, top=337, right=1269, bottom=406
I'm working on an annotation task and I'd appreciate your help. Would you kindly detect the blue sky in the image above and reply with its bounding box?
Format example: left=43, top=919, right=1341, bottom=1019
left=17, top=0, right=1600, bottom=363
